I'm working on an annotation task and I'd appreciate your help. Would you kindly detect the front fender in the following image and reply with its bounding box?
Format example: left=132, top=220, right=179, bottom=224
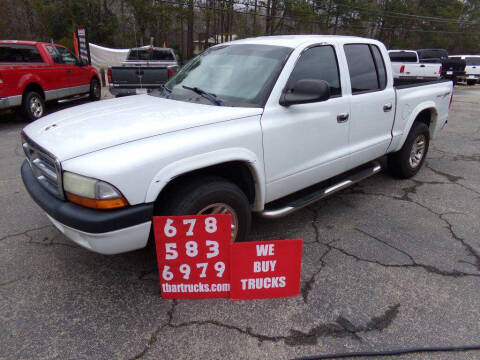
left=145, top=148, right=266, bottom=211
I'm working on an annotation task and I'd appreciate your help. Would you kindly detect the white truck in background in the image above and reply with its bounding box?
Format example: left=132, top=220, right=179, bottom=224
left=388, top=50, right=442, bottom=81
left=449, top=55, right=480, bottom=85
left=21, top=35, right=453, bottom=255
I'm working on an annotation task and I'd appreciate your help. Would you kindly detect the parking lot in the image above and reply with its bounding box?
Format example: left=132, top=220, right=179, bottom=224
left=1, top=87, right=480, bottom=360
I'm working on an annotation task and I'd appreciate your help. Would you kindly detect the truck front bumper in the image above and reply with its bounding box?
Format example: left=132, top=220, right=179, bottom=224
left=21, top=160, right=154, bottom=254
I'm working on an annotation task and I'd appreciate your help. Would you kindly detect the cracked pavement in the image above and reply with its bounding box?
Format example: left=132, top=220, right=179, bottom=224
left=1, top=88, right=480, bottom=360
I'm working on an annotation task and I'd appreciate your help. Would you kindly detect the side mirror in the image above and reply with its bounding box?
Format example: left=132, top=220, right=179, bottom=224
left=280, top=79, right=330, bottom=107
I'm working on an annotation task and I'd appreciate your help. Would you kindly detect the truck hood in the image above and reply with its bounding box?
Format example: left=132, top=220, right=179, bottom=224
left=23, top=95, right=263, bottom=161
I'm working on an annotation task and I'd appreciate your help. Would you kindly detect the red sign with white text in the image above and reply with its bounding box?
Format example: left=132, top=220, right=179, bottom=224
left=153, top=215, right=231, bottom=299
left=229, top=239, right=303, bottom=300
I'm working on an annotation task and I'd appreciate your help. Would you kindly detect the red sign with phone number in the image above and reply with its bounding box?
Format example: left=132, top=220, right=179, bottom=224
left=153, top=215, right=231, bottom=299
left=153, top=215, right=302, bottom=300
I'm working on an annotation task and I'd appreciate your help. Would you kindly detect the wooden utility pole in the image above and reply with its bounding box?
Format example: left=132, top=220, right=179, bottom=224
left=187, top=0, right=194, bottom=58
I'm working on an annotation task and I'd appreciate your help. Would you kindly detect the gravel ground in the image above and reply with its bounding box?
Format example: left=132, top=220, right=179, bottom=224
left=1, top=87, right=479, bottom=360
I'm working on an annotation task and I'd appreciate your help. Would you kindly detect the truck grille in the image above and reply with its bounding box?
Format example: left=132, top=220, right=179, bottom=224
left=21, top=133, right=64, bottom=200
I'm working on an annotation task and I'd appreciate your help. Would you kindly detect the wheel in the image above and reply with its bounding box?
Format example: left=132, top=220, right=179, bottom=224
left=21, top=91, right=45, bottom=122
left=467, top=80, right=477, bottom=86
left=388, top=122, right=430, bottom=179
left=157, top=176, right=251, bottom=242
left=89, top=78, right=101, bottom=100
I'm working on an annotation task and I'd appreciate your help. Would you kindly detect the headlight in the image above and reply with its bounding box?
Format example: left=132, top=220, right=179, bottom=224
left=63, top=172, right=128, bottom=210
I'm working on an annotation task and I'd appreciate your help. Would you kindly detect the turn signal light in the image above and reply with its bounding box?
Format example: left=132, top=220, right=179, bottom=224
left=66, top=192, right=128, bottom=210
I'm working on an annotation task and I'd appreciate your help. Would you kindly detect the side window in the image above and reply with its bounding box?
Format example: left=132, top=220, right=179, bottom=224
left=286, top=45, right=341, bottom=97
left=371, top=45, right=387, bottom=90
left=0, top=44, right=43, bottom=63
left=46, top=45, right=61, bottom=64
left=344, top=44, right=380, bottom=94
left=55, top=46, right=79, bottom=65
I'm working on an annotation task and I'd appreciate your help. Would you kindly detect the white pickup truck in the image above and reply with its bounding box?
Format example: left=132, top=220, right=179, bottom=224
left=388, top=50, right=442, bottom=81
left=21, top=35, right=453, bottom=255
left=449, top=55, right=480, bottom=85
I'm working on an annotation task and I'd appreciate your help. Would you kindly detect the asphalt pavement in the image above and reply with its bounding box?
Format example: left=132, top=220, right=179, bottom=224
left=1, top=87, right=480, bottom=360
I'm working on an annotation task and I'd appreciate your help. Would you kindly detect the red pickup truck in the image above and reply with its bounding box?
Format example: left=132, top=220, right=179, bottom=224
left=0, top=40, right=100, bottom=121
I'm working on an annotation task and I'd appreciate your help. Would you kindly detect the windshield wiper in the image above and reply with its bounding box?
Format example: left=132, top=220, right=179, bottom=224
left=182, top=85, right=224, bottom=106
left=161, top=84, right=171, bottom=93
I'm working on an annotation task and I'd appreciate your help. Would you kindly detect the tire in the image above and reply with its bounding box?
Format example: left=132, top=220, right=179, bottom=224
left=21, top=91, right=45, bottom=122
left=467, top=80, right=477, bottom=86
left=388, top=122, right=430, bottom=179
left=157, top=176, right=251, bottom=242
left=89, top=78, right=101, bottom=101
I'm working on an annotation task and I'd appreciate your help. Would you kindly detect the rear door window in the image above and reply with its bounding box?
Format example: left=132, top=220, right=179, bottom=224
left=46, top=45, right=62, bottom=64
left=344, top=44, right=381, bottom=94
left=371, top=46, right=387, bottom=90
left=55, top=46, right=79, bottom=65
left=0, top=44, right=43, bottom=63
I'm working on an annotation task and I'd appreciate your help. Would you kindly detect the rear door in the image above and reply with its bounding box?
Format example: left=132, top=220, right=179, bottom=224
left=44, top=45, right=71, bottom=92
left=344, top=43, right=395, bottom=169
left=261, top=44, right=351, bottom=202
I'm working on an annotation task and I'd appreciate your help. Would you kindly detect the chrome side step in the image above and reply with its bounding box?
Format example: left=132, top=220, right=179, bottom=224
left=259, top=162, right=382, bottom=219
left=57, top=93, right=90, bottom=104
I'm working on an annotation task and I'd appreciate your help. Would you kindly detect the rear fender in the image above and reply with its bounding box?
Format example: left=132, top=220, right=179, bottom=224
left=391, top=101, right=437, bottom=152
left=18, top=74, right=45, bottom=95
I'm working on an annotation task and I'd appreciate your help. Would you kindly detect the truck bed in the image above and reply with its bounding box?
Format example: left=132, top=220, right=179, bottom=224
left=394, top=78, right=452, bottom=88
left=388, top=78, right=453, bottom=154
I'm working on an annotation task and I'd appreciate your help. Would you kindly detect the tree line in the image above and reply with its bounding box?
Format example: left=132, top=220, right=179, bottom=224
left=1, top=0, right=479, bottom=59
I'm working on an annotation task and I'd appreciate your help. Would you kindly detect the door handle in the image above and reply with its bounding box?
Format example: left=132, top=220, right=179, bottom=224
left=67, top=69, right=72, bottom=74
left=337, top=113, right=349, bottom=123
left=383, top=103, right=393, bottom=112
left=420, top=64, right=425, bottom=68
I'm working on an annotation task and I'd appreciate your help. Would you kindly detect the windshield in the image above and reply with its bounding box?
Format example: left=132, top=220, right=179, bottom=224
left=151, top=44, right=292, bottom=108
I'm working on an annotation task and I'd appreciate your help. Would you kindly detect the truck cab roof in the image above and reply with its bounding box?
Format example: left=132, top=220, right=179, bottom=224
left=223, top=35, right=382, bottom=49
left=0, top=40, right=67, bottom=48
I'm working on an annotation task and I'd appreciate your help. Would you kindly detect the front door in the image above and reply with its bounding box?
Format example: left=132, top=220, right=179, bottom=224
left=55, top=46, right=90, bottom=92
left=261, top=44, right=351, bottom=202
